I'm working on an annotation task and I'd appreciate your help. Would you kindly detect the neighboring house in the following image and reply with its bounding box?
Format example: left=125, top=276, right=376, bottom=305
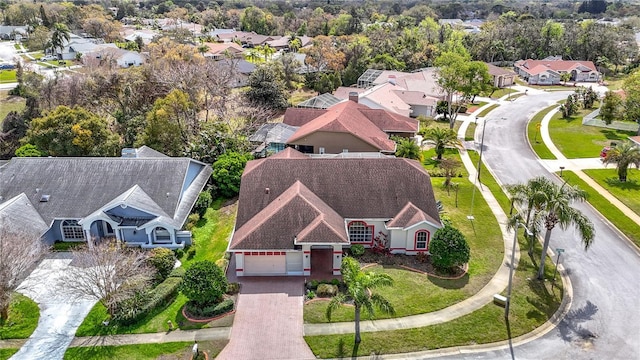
left=122, top=28, right=160, bottom=45
left=283, top=100, right=418, bottom=154
left=336, top=69, right=441, bottom=118
left=214, top=31, right=280, bottom=47
left=265, top=35, right=313, bottom=51
left=0, top=26, right=28, bottom=41
left=202, top=42, right=245, bottom=60
left=56, top=35, right=116, bottom=60
left=296, top=93, right=345, bottom=109
left=83, top=47, right=145, bottom=68
left=486, top=63, right=516, bottom=88
left=249, top=123, right=298, bottom=157
left=0, top=146, right=211, bottom=249
left=228, top=147, right=442, bottom=277
left=630, top=136, right=640, bottom=147
left=218, top=58, right=256, bottom=87
left=514, top=57, right=601, bottom=85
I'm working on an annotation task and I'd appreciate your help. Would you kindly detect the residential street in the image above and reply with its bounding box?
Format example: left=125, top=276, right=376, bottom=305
left=433, top=91, right=640, bottom=359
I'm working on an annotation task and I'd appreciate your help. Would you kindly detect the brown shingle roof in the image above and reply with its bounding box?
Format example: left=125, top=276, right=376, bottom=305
left=235, top=151, right=441, bottom=237
left=486, top=63, right=516, bottom=77
left=386, top=202, right=440, bottom=229
left=358, top=108, right=419, bottom=132
left=230, top=181, right=348, bottom=250
left=283, top=108, right=328, bottom=127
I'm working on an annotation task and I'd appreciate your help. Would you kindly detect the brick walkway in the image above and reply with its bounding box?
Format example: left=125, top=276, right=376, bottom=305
left=216, top=277, right=315, bottom=360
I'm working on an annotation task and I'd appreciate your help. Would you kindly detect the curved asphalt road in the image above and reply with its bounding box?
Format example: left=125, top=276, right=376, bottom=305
left=434, top=91, right=640, bottom=360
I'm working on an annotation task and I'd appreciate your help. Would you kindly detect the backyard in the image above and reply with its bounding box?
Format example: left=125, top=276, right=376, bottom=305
left=0, top=90, right=26, bottom=121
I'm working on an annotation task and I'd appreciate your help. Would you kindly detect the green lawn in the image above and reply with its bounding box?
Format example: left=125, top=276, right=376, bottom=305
left=476, top=104, right=499, bottom=118
left=549, top=109, right=636, bottom=158
left=0, top=90, right=26, bottom=121
left=527, top=105, right=558, bottom=160
left=583, top=168, right=640, bottom=215
left=490, top=87, right=517, bottom=99
left=306, top=152, right=503, bottom=322
left=76, top=199, right=237, bottom=336
left=65, top=340, right=228, bottom=360
left=13, top=44, right=20, bottom=50
left=0, top=349, right=18, bottom=360
left=465, top=122, right=477, bottom=141
left=0, top=70, right=16, bottom=83
left=561, top=171, right=640, bottom=247
left=305, top=231, right=563, bottom=358
left=468, top=150, right=512, bottom=215
left=0, top=293, right=40, bottom=339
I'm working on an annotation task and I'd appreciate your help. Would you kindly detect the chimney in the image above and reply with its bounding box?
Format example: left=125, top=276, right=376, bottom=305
left=388, top=74, right=396, bottom=85
left=348, top=92, right=359, bottom=103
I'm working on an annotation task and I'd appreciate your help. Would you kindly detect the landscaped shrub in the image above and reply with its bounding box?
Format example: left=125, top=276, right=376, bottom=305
left=316, top=284, right=338, bottom=297
left=306, top=279, right=319, bottom=291
left=226, top=282, right=240, bottom=295
left=186, top=247, right=196, bottom=260
left=215, top=258, right=229, bottom=272
left=331, top=278, right=340, bottom=286
left=185, top=213, right=200, bottom=230
left=180, top=260, right=227, bottom=306
left=185, top=298, right=234, bottom=318
left=429, top=225, right=470, bottom=272
left=168, top=267, right=186, bottom=278
left=147, top=248, right=176, bottom=281
left=193, top=191, right=212, bottom=217
left=112, top=276, right=182, bottom=325
left=350, top=244, right=365, bottom=257
left=416, top=252, right=429, bottom=263
left=307, top=290, right=316, bottom=299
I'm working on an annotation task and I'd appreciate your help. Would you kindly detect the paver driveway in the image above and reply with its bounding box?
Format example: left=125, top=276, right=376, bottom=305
left=217, top=277, right=315, bottom=360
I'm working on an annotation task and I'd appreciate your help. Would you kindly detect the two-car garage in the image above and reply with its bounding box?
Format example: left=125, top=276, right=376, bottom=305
left=241, top=251, right=303, bottom=276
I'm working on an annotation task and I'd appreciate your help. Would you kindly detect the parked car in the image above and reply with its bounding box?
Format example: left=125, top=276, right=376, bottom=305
left=600, top=146, right=611, bottom=158
left=0, top=63, right=15, bottom=70
left=41, top=55, right=57, bottom=61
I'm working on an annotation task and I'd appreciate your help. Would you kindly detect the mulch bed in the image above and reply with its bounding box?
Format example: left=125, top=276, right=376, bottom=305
left=357, top=251, right=466, bottom=279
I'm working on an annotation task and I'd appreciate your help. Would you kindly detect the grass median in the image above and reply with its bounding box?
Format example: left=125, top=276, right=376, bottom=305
left=527, top=105, right=558, bottom=160
left=65, top=340, right=228, bottom=360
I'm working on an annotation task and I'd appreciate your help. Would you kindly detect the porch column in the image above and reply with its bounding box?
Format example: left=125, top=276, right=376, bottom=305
left=235, top=253, right=244, bottom=277
left=303, top=245, right=311, bottom=276
left=332, top=245, right=343, bottom=276
left=145, top=227, right=154, bottom=246
left=82, top=225, right=92, bottom=248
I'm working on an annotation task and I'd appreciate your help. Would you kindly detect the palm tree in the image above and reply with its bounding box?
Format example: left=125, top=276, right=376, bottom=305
left=50, top=23, right=70, bottom=57
left=536, top=181, right=595, bottom=280
left=422, top=127, right=462, bottom=160
left=506, top=177, right=554, bottom=256
left=395, top=138, right=421, bottom=160
left=326, top=257, right=395, bottom=344
left=602, top=141, right=640, bottom=182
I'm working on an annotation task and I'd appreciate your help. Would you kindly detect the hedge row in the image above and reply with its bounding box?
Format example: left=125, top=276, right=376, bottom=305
left=113, top=276, right=183, bottom=325
left=185, top=298, right=234, bottom=318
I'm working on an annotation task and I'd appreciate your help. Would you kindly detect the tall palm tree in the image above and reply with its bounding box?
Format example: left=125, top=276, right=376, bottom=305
left=422, top=127, right=462, bottom=160
left=50, top=23, right=71, bottom=57
left=536, top=181, right=595, bottom=280
left=395, top=138, right=421, bottom=160
left=326, top=257, right=395, bottom=344
left=602, top=141, right=640, bottom=182
left=506, top=177, right=554, bottom=256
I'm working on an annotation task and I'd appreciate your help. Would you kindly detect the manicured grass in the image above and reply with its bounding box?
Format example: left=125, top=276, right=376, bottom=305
left=305, top=233, right=563, bottom=357
left=491, top=87, right=517, bottom=99
left=583, top=168, right=640, bottom=215
left=549, top=109, right=636, bottom=158
left=0, top=349, right=18, bottom=359
left=76, top=200, right=237, bottom=336
left=64, top=340, right=228, bottom=360
left=306, top=152, right=503, bottom=322
left=468, top=150, right=511, bottom=215
left=527, top=104, right=558, bottom=160
left=0, top=70, right=16, bottom=83
left=0, top=293, right=40, bottom=339
left=0, top=90, right=26, bottom=121
left=465, top=122, right=476, bottom=141
left=13, top=44, right=20, bottom=50
left=52, top=241, right=84, bottom=252
left=561, top=171, right=640, bottom=247
left=476, top=103, right=499, bottom=118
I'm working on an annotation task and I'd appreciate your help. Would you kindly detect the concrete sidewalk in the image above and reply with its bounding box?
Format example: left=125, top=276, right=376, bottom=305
left=539, top=107, right=640, bottom=226
left=68, top=327, right=230, bottom=348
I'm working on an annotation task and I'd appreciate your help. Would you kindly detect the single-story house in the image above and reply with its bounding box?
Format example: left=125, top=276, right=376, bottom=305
left=83, top=47, right=145, bottom=68
left=0, top=146, right=211, bottom=249
left=0, top=26, right=28, bottom=41
left=283, top=99, right=419, bottom=155
left=228, top=147, right=442, bottom=277
left=486, top=63, right=516, bottom=88
left=202, top=42, right=245, bottom=60
left=514, top=57, right=601, bottom=85
left=249, top=122, right=298, bottom=157
left=217, top=58, right=256, bottom=88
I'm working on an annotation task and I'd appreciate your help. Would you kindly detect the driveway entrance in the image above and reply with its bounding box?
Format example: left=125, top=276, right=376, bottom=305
left=217, top=277, right=315, bottom=360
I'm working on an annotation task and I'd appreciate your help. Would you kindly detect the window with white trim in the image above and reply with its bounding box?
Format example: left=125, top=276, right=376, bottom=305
left=348, top=221, right=373, bottom=243
left=416, top=230, right=429, bottom=250
left=62, top=220, right=84, bottom=240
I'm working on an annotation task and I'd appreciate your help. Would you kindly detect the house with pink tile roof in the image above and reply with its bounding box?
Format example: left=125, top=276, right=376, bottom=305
left=514, top=57, right=600, bottom=85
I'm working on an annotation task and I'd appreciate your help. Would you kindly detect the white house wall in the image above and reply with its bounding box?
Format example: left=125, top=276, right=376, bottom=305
left=388, top=223, right=440, bottom=254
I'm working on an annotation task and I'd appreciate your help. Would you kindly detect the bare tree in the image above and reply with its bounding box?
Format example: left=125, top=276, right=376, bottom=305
left=61, top=239, right=155, bottom=315
left=0, top=224, right=48, bottom=321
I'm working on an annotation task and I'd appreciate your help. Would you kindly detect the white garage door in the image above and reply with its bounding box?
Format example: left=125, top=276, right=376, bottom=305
left=286, top=252, right=303, bottom=275
left=244, top=254, right=286, bottom=275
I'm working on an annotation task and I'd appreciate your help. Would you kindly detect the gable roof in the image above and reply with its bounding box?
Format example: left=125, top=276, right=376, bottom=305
left=202, top=42, right=244, bottom=56
left=286, top=101, right=397, bottom=152
left=386, top=202, right=440, bottom=229
left=515, top=59, right=598, bottom=75
left=230, top=181, right=348, bottom=250
left=0, top=193, right=49, bottom=239
left=0, top=157, right=211, bottom=227
left=486, top=63, right=516, bottom=77
left=235, top=151, right=441, bottom=233
left=283, top=108, right=328, bottom=127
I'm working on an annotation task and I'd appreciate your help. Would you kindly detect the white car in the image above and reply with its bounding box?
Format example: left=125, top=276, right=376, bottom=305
left=41, top=55, right=57, bottom=61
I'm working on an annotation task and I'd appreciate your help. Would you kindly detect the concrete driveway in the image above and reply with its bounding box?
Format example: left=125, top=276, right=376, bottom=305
left=217, top=277, right=315, bottom=360
left=11, top=253, right=97, bottom=360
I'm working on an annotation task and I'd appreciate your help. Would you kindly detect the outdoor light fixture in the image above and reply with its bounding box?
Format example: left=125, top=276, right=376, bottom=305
left=559, top=166, right=565, bottom=177
left=505, top=221, right=533, bottom=319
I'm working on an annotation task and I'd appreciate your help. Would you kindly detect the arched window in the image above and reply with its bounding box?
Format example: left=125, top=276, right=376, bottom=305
left=348, top=221, right=373, bottom=243
left=415, top=230, right=430, bottom=250
left=154, top=227, right=171, bottom=243
left=62, top=220, right=84, bottom=240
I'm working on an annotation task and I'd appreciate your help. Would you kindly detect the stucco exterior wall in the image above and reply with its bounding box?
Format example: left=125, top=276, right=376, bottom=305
left=289, top=131, right=382, bottom=154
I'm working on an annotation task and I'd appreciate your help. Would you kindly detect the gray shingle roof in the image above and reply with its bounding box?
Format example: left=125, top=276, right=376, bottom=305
left=0, top=157, right=211, bottom=227
left=0, top=193, right=48, bottom=239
